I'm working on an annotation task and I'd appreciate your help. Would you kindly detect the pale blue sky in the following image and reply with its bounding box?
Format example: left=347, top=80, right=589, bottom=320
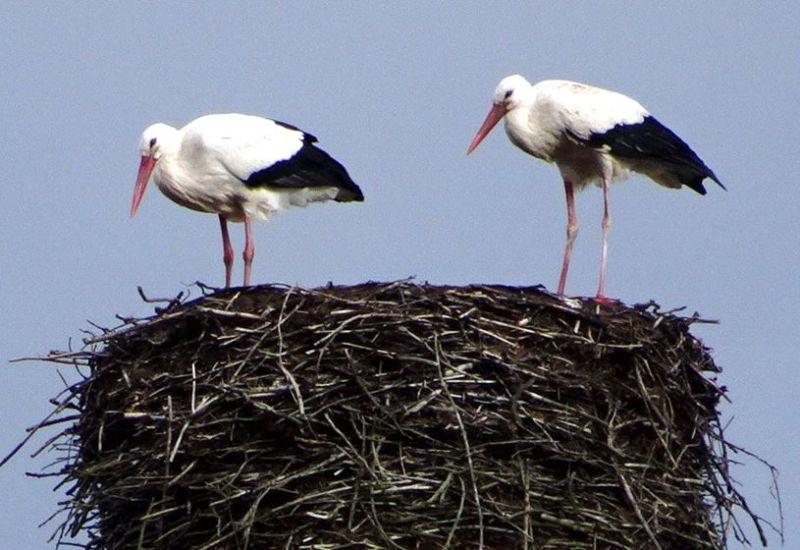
left=1, top=3, right=797, bottom=547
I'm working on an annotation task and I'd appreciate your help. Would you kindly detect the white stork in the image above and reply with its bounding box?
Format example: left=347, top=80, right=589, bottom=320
left=131, top=113, right=363, bottom=287
left=467, top=75, right=724, bottom=302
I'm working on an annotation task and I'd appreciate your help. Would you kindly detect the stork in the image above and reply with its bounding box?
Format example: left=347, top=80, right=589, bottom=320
left=131, top=113, right=363, bottom=287
left=467, top=75, right=724, bottom=302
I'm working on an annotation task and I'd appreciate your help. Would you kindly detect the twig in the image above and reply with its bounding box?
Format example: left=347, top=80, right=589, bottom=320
left=435, top=334, right=484, bottom=550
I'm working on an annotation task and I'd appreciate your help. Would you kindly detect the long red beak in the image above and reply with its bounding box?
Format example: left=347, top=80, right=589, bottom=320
left=467, top=103, right=506, bottom=155
left=130, top=156, right=156, bottom=218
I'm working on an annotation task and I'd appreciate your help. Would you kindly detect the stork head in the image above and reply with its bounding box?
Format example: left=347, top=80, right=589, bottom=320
left=130, top=123, right=177, bottom=218
left=467, top=74, right=532, bottom=155
left=137, top=123, right=175, bottom=160
left=491, top=74, right=532, bottom=109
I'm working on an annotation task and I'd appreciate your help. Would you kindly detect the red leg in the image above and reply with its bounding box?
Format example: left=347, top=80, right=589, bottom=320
left=596, top=175, right=612, bottom=302
left=557, top=180, right=578, bottom=296
left=242, top=216, right=255, bottom=287
left=218, top=215, right=233, bottom=288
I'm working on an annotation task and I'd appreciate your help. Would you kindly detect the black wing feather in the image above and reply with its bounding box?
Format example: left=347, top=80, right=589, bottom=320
left=244, top=142, right=364, bottom=202
left=582, top=115, right=724, bottom=195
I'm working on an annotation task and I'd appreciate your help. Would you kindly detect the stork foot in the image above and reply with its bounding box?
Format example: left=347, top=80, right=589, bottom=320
left=593, top=294, right=618, bottom=306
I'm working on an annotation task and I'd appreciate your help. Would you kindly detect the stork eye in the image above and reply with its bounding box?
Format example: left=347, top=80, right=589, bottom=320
left=149, top=137, right=157, bottom=148
left=504, top=90, right=513, bottom=99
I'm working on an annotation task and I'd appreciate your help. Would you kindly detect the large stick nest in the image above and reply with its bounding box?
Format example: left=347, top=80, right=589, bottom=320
left=24, top=282, right=771, bottom=548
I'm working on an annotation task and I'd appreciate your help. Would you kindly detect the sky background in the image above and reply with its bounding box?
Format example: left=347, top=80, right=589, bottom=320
left=1, top=3, right=797, bottom=547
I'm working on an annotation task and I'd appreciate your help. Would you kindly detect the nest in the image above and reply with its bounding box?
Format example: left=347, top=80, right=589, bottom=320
left=17, top=282, right=771, bottom=548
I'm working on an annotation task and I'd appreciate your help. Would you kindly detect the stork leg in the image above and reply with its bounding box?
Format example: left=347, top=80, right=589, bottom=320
left=596, top=175, right=612, bottom=302
left=557, top=179, right=578, bottom=296
left=218, top=215, right=234, bottom=288
left=242, top=216, right=255, bottom=287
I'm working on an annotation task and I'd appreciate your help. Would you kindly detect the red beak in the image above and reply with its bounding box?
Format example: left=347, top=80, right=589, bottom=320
left=467, top=103, right=506, bottom=155
left=130, top=156, right=157, bottom=217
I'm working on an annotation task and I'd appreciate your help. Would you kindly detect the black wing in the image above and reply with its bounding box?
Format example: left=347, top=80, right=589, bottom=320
left=581, top=115, right=724, bottom=195
left=244, top=141, right=364, bottom=202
